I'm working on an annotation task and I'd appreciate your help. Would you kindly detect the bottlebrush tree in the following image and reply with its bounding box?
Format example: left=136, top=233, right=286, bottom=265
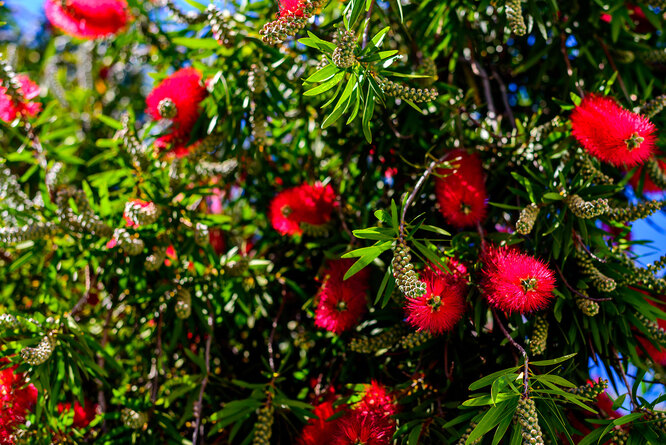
left=2, top=0, right=666, bottom=444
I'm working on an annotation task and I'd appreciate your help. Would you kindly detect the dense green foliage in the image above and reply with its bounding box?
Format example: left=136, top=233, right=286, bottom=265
left=2, top=0, right=666, bottom=444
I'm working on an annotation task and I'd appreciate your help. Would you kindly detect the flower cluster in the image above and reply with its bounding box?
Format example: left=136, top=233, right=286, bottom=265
left=481, top=246, right=556, bottom=314
left=0, top=363, right=38, bottom=444
left=57, top=400, right=98, bottom=429
left=404, top=265, right=467, bottom=334
left=571, top=94, right=656, bottom=167
left=45, top=0, right=129, bottom=40
left=269, top=182, right=337, bottom=236
left=628, top=158, right=666, bottom=193
left=434, top=150, right=487, bottom=228
left=298, top=382, right=398, bottom=445
left=314, top=259, right=370, bottom=334
left=0, top=75, right=41, bottom=123
left=146, top=68, right=208, bottom=156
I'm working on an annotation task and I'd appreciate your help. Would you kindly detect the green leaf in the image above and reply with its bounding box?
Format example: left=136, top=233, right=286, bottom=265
left=304, top=64, right=339, bottom=83
left=341, top=241, right=393, bottom=280
left=303, top=72, right=345, bottom=97
left=352, top=227, right=395, bottom=240
left=322, top=74, right=357, bottom=128
left=530, top=353, right=577, bottom=366
left=96, top=114, right=122, bottom=130
left=362, top=86, right=375, bottom=143
left=469, top=367, right=520, bottom=391
left=466, top=399, right=517, bottom=444
left=172, top=37, right=220, bottom=50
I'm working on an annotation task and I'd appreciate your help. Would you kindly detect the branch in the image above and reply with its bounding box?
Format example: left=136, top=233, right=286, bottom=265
left=554, top=263, right=612, bottom=302
left=467, top=56, right=498, bottom=134
left=490, top=66, right=516, bottom=130
left=559, top=33, right=585, bottom=97
left=596, top=36, right=631, bottom=104
left=611, top=346, right=637, bottom=410
left=492, top=309, right=530, bottom=396
left=361, top=0, right=376, bottom=49
left=399, top=153, right=449, bottom=239
left=268, top=289, right=287, bottom=373
left=150, top=310, right=163, bottom=404
left=192, top=304, right=214, bottom=445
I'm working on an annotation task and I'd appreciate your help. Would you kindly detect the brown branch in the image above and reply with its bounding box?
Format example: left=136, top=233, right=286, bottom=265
left=150, top=310, right=163, bottom=404
left=560, top=33, right=585, bottom=97
left=467, top=56, right=498, bottom=134
left=554, top=263, right=613, bottom=302
left=361, top=0, right=376, bottom=49
left=399, top=153, right=449, bottom=239
left=268, top=288, right=287, bottom=374
left=490, top=66, right=516, bottom=130
left=611, top=346, right=637, bottom=410
left=492, top=309, right=530, bottom=396
left=192, top=306, right=214, bottom=445
left=596, top=36, right=630, bottom=104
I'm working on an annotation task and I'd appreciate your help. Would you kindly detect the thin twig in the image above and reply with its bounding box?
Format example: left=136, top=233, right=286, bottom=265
left=150, top=310, right=163, bottom=404
left=96, top=291, right=116, bottom=433
left=611, top=346, right=637, bottom=410
left=192, top=304, right=214, bottom=445
left=596, top=36, right=631, bottom=104
left=361, top=0, right=376, bottom=49
left=554, top=263, right=613, bottom=302
left=493, top=309, right=530, bottom=396
left=491, top=66, right=516, bottom=130
left=268, top=289, right=287, bottom=373
left=399, top=153, right=449, bottom=238
left=559, top=33, right=585, bottom=97
left=467, top=56, right=498, bottom=134
left=572, top=231, right=606, bottom=263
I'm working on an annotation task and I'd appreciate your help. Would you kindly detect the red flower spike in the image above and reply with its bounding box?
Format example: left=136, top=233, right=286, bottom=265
left=628, top=158, right=666, bottom=193
left=405, top=268, right=466, bottom=334
left=269, top=182, right=337, bottom=236
left=146, top=68, right=208, bottom=154
left=278, top=0, right=308, bottom=17
left=333, top=412, right=390, bottom=445
left=45, top=0, right=129, bottom=40
left=314, top=259, right=370, bottom=334
left=355, top=381, right=398, bottom=438
left=481, top=246, right=556, bottom=314
left=571, top=94, right=656, bottom=168
left=0, top=364, right=38, bottom=443
left=298, top=400, right=347, bottom=445
left=58, top=400, right=98, bottom=429
left=0, top=75, right=42, bottom=123
left=434, top=150, right=488, bottom=228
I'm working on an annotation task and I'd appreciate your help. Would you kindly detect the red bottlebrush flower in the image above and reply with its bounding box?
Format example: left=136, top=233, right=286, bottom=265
left=0, top=364, right=38, bottom=444
left=278, top=0, right=307, bottom=17
left=58, top=400, right=98, bottom=428
left=333, top=412, right=390, bottom=445
left=146, top=68, right=208, bottom=153
left=434, top=150, right=488, bottom=228
left=355, top=381, right=398, bottom=438
left=571, top=94, right=656, bottom=168
left=298, top=400, right=347, bottom=445
left=314, top=259, right=370, bottom=334
left=404, top=268, right=466, bottom=334
left=45, top=0, right=129, bottom=40
left=428, top=257, right=469, bottom=290
left=628, top=158, right=666, bottom=193
left=480, top=246, right=556, bottom=314
left=0, top=75, right=41, bottom=123
left=269, top=182, right=337, bottom=236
